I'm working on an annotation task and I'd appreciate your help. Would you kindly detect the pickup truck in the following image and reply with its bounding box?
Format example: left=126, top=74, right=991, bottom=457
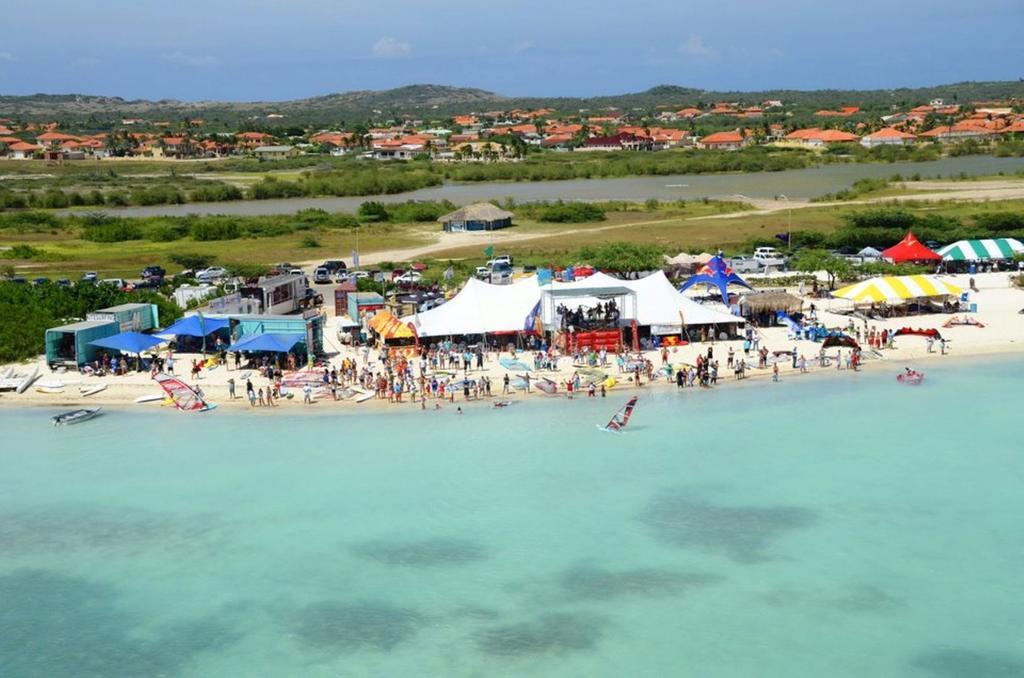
left=729, top=256, right=762, bottom=273
left=753, top=247, right=787, bottom=269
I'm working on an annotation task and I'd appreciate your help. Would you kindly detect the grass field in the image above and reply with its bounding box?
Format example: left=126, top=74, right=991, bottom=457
left=3, top=197, right=1023, bottom=279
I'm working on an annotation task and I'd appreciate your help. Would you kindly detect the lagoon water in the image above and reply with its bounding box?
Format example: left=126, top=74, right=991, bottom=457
left=2, top=358, right=1023, bottom=677
left=99, top=155, right=1024, bottom=218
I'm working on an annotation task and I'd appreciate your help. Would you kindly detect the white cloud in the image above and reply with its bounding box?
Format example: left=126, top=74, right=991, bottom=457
left=160, top=51, right=220, bottom=67
left=511, top=40, right=534, bottom=54
left=74, top=56, right=101, bottom=67
left=372, top=37, right=411, bottom=58
left=679, top=34, right=716, bottom=58
left=0, top=51, right=15, bottom=63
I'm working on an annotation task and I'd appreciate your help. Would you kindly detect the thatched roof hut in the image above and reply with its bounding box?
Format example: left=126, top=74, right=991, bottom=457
left=439, top=202, right=514, bottom=232
left=740, top=290, right=802, bottom=313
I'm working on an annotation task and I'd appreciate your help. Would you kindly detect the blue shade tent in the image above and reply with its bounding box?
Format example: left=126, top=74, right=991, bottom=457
left=157, top=315, right=229, bottom=338
left=678, top=254, right=753, bottom=304
left=228, top=332, right=304, bottom=353
left=90, top=332, right=166, bottom=354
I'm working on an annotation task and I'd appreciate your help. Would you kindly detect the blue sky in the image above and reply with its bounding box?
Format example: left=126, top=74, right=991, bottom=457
left=1, top=0, right=1021, bottom=101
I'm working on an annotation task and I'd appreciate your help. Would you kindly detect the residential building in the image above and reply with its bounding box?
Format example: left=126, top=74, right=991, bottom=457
left=253, top=145, right=300, bottom=160
left=697, top=130, right=749, bottom=150
left=860, top=127, right=916, bottom=147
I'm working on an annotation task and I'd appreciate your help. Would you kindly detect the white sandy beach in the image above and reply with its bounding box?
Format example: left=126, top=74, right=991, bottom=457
left=3, top=271, right=1022, bottom=413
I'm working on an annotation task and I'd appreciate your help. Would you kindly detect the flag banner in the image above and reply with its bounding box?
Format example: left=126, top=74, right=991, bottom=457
left=484, top=245, right=495, bottom=258
left=352, top=250, right=360, bottom=268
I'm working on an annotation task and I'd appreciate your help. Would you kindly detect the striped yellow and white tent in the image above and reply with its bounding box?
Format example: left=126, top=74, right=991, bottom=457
left=936, top=238, right=1024, bottom=261
left=833, top=275, right=962, bottom=303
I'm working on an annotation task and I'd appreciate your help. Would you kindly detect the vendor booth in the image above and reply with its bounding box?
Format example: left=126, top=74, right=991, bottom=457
left=45, top=319, right=119, bottom=368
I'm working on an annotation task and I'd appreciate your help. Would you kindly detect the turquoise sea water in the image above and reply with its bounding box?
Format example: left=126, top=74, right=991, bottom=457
left=2, top=359, right=1023, bottom=677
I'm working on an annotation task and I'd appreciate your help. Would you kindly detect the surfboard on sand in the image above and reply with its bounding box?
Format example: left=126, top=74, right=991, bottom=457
left=134, top=394, right=165, bottom=403
left=80, top=384, right=108, bottom=397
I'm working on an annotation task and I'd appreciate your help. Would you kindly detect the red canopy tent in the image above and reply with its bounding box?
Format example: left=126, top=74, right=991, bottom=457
left=882, top=231, right=941, bottom=263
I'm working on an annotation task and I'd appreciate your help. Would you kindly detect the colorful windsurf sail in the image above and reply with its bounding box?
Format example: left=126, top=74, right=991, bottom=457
left=154, top=373, right=210, bottom=412
left=535, top=378, right=558, bottom=395
left=604, top=396, right=638, bottom=431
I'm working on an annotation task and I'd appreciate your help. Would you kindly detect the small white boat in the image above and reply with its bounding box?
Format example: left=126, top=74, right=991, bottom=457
left=80, top=384, right=108, bottom=397
left=134, top=394, right=166, bottom=403
left=52, top=407, right=103, bottom=425
left=354, top=392, right=375, bottom=403
left=37, top=379, right=65, bottom=389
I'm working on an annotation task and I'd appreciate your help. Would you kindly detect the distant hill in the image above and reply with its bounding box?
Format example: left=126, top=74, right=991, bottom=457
left=1, top=81, right=1022, bottom=128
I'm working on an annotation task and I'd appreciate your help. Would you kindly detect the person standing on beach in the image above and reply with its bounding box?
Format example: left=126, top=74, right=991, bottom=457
left=303, top=383, right=312, bottom=404
left=727, top=347, right=734, bottom=369
left=257, top=388, right=266, bottom=407
left=228, top=378, right=236, bottom=400
left=772, top=363, right=779, bottom=382
left=246, top=378, right=254, bottom=406
left=792, top=348, right=798, bottom=369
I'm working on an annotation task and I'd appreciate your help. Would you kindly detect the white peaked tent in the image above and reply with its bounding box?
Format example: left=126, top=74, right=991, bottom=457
left=402, top=271, right=743, bottom=338
left=627, top=270, right=743, bottom=328
left=403, top=276, right=541, bottom=336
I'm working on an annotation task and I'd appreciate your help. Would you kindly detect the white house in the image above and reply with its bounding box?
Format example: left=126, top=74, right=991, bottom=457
left=860, top=127, right=916, bottom=148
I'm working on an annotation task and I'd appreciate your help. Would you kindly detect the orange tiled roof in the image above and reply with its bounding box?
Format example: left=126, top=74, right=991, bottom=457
left=863, top=127, right=915, bottom=141
left=701, top=130, right=744, bottom=144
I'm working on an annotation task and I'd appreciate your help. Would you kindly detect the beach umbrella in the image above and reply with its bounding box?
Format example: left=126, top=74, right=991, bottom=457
left=936, top=238, right=1024, bottom=261
left=90, top=332, right=166, bottom=354
left=832, top=275, right=962, bottom=303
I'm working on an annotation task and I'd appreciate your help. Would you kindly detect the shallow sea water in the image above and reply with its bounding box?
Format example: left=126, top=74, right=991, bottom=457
left=2, top=358, right=1023, bottom=677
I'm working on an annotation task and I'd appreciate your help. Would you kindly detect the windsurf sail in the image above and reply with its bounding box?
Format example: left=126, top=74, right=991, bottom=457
left=535, top=378, right=558, bottom=395
left=604, top=396, right=638, bottom=431
left=154, top=373, right=210, bottom=412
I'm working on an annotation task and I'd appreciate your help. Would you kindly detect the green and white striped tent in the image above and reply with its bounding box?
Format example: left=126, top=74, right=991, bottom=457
left=936, top=238, right=1024, bottom=261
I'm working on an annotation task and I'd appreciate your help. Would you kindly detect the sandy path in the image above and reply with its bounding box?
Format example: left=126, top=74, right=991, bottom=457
left=296, top=216, right=688, bottom=268
left=299, top=179, right=1024, bottom=266
left=698, top=179, right=1024, bottom=220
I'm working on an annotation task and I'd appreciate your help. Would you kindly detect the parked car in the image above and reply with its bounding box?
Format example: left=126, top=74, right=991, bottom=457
left=133, top=278, right=161, bottom=290
left=321, top=259, right=348, bottom=274
left=140, top=265, right=166, bottom=281
left=348, top=270, right=370, bottom=280
left=196, top=266, right=229, bottom=282
left=81, top=271, right=98, bottom=283
left=474, top=266, right=491, bottom=280
left=31, top=277, right=50, bottom=285
left=729, top=256, right=762, bottom=273
left=489, top=262, right=514, bottom=285
left=313, top=267, right=332, bottom=284
left=753, top=247, right=786, bottom=268
left=56, top=278, right=71, bottom=287
left=100, top=278, right=126, bottom=289
left=395, top=271, right=423, bottom=284
left=487, top=255, right=513, bottom=267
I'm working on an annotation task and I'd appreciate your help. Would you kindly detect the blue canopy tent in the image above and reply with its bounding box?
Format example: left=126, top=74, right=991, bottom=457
left=89, top=331, right=166, bottom=354
left=228, top=332, right=305, bottom=353
left=678, top=254, right=753, bottom=304
left=157, top=315, right=229, bottom=338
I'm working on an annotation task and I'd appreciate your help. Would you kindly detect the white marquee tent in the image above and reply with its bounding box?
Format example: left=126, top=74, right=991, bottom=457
left=404, top=276, right=540, bottom=336
left=403, top=271, right=743, bottom=338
